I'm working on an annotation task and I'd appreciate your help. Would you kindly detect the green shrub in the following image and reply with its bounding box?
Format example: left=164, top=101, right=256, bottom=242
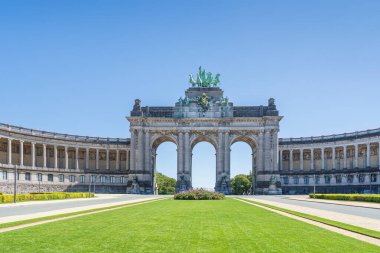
left=174, top=189, right=224, bottom=200
left=309, top=194, right=380, bottom=203
left=0, top=192, right=94, bottom=204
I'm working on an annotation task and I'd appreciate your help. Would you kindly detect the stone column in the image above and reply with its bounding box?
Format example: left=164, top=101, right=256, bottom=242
left=31, top=142, right=36, bottom=168
left=85, top=148, right=89, bottom=169
left=378, top=142, right=380, bottom=168
left=20, top=141, right=24, bottom=166
left=130, top=129, right=135, bottom=171
left=64, top=146, right=69, bottom=169
left=321, top=147, right=325, bottom=170
left=137, top=129, right=144, bottom=171
left=332, top=147, right=336, bottom=169
left=177, top=131, right=184, bottom=174
left=343, top=145, right=347, bottom=169
left=43, top=144, right=47, bottom=168
left=54, top=145, right=58, bottom=169
left=263, top=130, right=271, bottom=171
left=126, top=149, right=129, bottom=170
left=224, top=131, right=230, bottom=175
left=96, top=148, right=99, bottom=170
left=257, top=131, right=264, bottom=172
left=217, top=131, right=224, bottom=178
left=7, top=138, right=12, bottom=164
left=366, top=143, right=371, bottom=168
left=354, top=144, right=359, bottom=168
left=116, top=150, right=120, bottom=170
left=184, top=131, right=190, bottom=174
left=106, top=149, right=109, bottom=170
left=144, top=131, right=150, bottom=172
left=289, top=149, right=293, bottom=170
left=300, top=149, right=304, bottom=170
left=310, top=148, right=314, bottom=170
left=75, top=147, right=79, bottom=170
left=279, top=149, right=283, bottom=170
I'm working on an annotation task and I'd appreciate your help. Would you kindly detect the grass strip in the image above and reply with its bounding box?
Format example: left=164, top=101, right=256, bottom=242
left=0, top=198, right=163, bottom=230
left=237, top=197, right=380, bottom=239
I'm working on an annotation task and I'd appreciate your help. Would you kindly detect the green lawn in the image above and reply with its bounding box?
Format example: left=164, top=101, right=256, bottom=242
left=0, top=198, right=378, bottom=253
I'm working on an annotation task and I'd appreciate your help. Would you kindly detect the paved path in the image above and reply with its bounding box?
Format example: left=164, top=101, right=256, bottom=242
left=0, top=194, right=166, bottom=224
left=240, top=195, right=380, bottom=232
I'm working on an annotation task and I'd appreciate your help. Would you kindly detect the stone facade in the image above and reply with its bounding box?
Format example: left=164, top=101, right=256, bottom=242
left=1, top=84, right=379, bottom=195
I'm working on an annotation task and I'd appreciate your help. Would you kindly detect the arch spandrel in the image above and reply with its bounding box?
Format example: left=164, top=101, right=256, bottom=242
left=151, top=134, right=178, bottom=150
left=190, top=134, right=218, bottom=151
left=230, top=134, right=258, bottom=152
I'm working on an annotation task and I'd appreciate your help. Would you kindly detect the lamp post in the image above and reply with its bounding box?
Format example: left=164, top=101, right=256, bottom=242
left=14, top=165, right=18, bottom=203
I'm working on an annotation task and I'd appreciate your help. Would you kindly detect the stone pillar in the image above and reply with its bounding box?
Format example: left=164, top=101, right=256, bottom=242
left=43, top=143, right=47, bottom=168
left=20, top=141, right=24, bottom=166
left=224, top=131, right=230, bottom=175
left=184, top=131, right=190, bottom=174
left=31, top=142, right=36, bottom=168
left=300, top=149, right=304, bottom=170
left=354, top=144, right=359, bottom=168
left=263, top=130, right=271, bottom=171
left=116, top=150, right=120, bottom=170
left=96, top=148, right=99, bottom=170
left=378, top=142, right=380, bottom=168
left=279, top=149, right=283, bottom=170
left=130, top=130, right=136, bottom=171
left=64, top=146, right=69, bottom=169
left=177, top=131, right=184, bottom=174
left=138, top=129, right=144, bottom=171
left=54, top=145, right=58, bottom=169
left=310, top=148, right=314, bottom=170
left=257, top=131, right=264, bottom=172
left=106, top=149, right=109, bottom=170
left=366, top=143, right=371, bottom=168
left=289, top=149, right=293, bottom=171
left=321, top=147, right=325, bottom=170
left=144, top=131, right=150, bottom=173
left=75, top=147, right=79, bottom=170
left=216, top=131, right=224, bottom=178
left=85, top=148, right=89, bottom=169
left=7, top=138, right=12, bottom=164
left=126, top=149, right=129, bottom=170
left=343, top=145, right=347, bottom=169
left=332, top=147, right=336, bottom=169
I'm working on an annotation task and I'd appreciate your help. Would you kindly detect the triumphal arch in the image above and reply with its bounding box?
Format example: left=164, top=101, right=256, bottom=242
left=127, top=67, right=282, bottom=195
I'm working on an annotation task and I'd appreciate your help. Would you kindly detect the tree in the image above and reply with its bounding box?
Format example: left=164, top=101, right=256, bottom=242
left=231, top=174, right=252, bottom=195
left=156, top=172, right=176, bottom=195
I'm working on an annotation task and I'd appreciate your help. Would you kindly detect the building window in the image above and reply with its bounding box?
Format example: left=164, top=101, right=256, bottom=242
left=347, top=175, right=354, bottom=183
left=294, top=176, right=299, bottom=184
left=38, top=173, right=43, bottom=182
left=315, top=176, right=320, bottom=184
left=2, top=171, right=8, bottom=180
left=335, top=175, right=342, bottom=184
left=69, top=175, right=76, bottom=183
left=80, top=175, right=85, bottom=183
left=370, top=174, right=377, bottom=183
left=59, top=174, right=64, bottom=182
left=110, top=176, right=115, bottom=184
left=283, top=177, right=289, bottom=185
left=304, top=176, right=309, bottom=185
left=359, top=174, right=365, bottom=183
left=90, top=175, right=96, bottom=183
left=48, top=174, right=53, bottom=182
left=25, top=172, right=31, bottom=181
left=324, top=175, right=331, bottom=184
left=120, top=176, right=125, bottom=184
left=100, top=176, right=106, bottom=183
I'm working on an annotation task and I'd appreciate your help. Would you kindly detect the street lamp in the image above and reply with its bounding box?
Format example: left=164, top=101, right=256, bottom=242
left=14, top=165, right=18, bottom=203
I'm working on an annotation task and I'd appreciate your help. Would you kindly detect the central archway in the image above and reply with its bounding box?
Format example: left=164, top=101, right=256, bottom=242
left=190, top=135, right=218, bottom=190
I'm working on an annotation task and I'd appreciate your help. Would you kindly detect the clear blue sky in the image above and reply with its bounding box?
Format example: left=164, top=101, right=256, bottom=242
left=1, top=1, right=379, bottom=187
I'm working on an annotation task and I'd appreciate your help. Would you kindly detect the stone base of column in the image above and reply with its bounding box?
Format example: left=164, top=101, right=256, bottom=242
left=126, top=173, right=153, bottom=194
left=255, top=173, right=282, bottom=195
left=176, top=173, right=191, bottom=192
left=215, top=173, right=231, bottom=194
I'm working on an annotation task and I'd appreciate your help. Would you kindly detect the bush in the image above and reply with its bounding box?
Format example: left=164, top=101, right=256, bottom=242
left=309, top=194, right=380, bottom=203
left=174, top=189, right=225, bottom=200
left=0, top=192, right=94, bottom=204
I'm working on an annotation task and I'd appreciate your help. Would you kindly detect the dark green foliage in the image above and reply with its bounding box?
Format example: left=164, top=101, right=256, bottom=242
left=156, top=172, right=176, bottom=195
left=174, top=189, right=224, bottom=200
left=309, top=194, right=380, bottom=203
left=0, top=192, right=94, bottom=203
left=231, top=173, right=252, bottom=195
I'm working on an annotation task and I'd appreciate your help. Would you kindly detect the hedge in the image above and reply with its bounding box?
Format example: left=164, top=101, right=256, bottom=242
left=174, top=189, right=225, bottom=200
left=309, top=194, right=380, bottom=203
left=0, top=192, right=94, bottom=203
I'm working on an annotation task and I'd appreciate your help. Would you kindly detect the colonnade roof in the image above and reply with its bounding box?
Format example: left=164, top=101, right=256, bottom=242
left=279, top=127, right=380, bottom=145
left=0, top=123, right=130, bottom=145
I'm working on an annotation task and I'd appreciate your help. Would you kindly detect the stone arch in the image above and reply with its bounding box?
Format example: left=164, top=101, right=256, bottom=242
left=151, top=134, right=178, bottom=150
left=190, top=134, right=218, bottom=151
